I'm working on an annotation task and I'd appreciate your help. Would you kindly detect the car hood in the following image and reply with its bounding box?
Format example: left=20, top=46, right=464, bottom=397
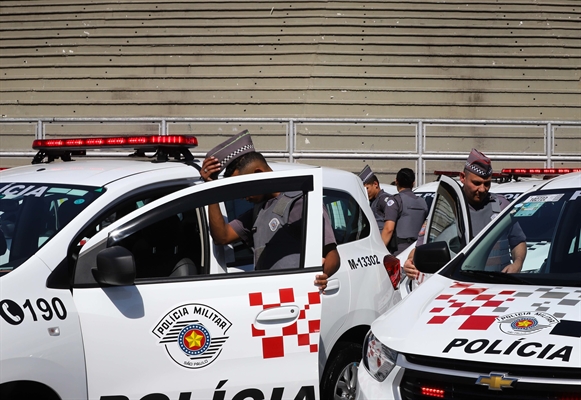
left=372, top=274, right=581, bottom=368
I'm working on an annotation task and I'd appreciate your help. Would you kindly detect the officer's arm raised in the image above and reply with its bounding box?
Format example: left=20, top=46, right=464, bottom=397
left=208, top=203, right=241, bottom=245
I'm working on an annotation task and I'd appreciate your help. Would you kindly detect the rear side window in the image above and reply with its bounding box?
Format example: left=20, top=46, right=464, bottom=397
left=323, top=189, right=370, bottom=244
left=0, top=182, right=105, bottom=274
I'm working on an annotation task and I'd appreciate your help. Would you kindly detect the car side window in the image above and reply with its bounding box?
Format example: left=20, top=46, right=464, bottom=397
left=72, top=185, right=191, bottom=252
left=115, top=209, right=204, bottom=279
left=427, top=188, right=465, bottom=254
left=323, top=189, right=370, bottom=244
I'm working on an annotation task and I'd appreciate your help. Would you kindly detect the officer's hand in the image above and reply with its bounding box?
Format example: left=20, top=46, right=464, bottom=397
left=200, top=157, right=221, bottom=182
left=403, top=258, right=419, bottom=280
left=501, top=263, right=522, bottom=274
left=315, top=272, right=328, bottom=293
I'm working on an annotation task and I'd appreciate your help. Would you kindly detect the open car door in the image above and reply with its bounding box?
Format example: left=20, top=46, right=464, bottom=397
left=424, top=175, right=471, bottom=256
left=410, top=175, right=471, bottom=289
left=71, top=168, right=323, bottom=400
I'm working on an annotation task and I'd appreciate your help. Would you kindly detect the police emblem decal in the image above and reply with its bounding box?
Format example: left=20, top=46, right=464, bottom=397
left=497, top=311, right=558, bottom=335
left=179, top=324, right=211, bottom=356
left=152, top=304, right=232, bottom=369
left=269, top=218, right=280, bottom=231
left=387, top=199, right=394, bottom=206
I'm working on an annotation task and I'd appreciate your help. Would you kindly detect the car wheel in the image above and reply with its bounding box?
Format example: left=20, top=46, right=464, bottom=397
left=320, top=341, right=362, bottom=400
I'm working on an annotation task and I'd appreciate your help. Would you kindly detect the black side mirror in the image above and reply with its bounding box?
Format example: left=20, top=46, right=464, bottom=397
left=414, top=241, right=451, bottom=274
left=92, top=246, right=136, bottom=286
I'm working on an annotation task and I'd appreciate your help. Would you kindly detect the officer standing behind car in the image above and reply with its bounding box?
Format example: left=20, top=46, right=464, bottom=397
left=358, top=165, right=393, bottom=247
left=383, top=168, right=428, bottom=256
left=200, top=130, right=340, bottom=291
left=404, top=148, right=527, bottom=281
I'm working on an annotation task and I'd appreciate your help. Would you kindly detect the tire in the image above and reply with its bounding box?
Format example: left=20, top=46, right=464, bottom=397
left=320, top=341, right=362, bottom=400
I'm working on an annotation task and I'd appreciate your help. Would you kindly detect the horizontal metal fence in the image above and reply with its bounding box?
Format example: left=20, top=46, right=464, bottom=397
left=1, top=117, right=580, bottom=185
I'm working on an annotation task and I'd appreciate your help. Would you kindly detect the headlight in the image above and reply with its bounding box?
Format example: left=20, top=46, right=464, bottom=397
left=362, top=330, right=399, bottom=382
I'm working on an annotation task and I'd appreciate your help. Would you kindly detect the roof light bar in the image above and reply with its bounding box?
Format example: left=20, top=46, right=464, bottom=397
left=32, top=135, right=198, bottom=150
left=502, top=168, right=580, bottom=175
left=433, top=170, right=508, bottom=178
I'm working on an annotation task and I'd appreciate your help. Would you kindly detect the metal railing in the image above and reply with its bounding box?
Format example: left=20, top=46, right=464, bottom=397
left=1, top=117, right=580, bottom=185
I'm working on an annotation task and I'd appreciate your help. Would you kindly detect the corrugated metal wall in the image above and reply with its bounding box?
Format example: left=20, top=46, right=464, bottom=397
left=0, top=0, right=579, bottom=174
left=1, top=0, right=580, bottom=120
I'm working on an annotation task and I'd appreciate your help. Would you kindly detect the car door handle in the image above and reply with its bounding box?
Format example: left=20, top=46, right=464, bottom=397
left=256, top=305, right=300, bottom=324
left=325, top=278, right=340, bottom=293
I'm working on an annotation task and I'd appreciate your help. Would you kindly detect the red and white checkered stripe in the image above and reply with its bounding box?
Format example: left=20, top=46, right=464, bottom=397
left=249, top=288, right=321, bottom=359
left=426, top=282, right=517, bottom=331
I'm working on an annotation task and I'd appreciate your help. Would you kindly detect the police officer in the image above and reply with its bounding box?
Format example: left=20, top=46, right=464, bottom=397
left=200, top=130, right=340, bottom=291
left=358, top=165, right=393, bottom=247
left=404, top=148, right=527, bottom=280
left=383, top=168, right=428, bottom=256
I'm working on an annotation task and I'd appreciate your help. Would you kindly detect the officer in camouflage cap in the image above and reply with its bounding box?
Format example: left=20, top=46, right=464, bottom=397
left=357, top=165, right=393, bottom=247
left=404, top=148, right=527, bottom=282
left=200, top=130, right=340, bottom=291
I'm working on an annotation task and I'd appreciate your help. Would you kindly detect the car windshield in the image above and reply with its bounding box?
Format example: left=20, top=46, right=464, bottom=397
left=0, top=182, right=105, bottom=274
left=449, top=187, right=581, bottom=287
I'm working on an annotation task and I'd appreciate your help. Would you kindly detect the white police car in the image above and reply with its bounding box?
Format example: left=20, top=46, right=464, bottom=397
left=356, top=171, right=581, bottom=399
left=0, top=135, right=401, bottom=400
left=398, top=169, right=576, bottom=296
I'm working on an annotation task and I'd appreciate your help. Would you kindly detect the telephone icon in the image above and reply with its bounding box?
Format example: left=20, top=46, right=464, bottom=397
left=0, top=300, right=24, bottom=325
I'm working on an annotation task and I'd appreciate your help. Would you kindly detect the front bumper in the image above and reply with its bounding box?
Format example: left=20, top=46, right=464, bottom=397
left=356, top=363, right=404, bottom=400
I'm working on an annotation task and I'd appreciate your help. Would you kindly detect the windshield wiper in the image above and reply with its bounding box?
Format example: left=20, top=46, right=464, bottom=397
left=460, top=270, right=530, bottom=284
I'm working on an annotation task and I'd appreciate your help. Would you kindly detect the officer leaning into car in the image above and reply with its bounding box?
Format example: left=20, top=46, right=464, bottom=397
left=199, top=130, right=340, bottom=292
left=404, top=148, right=527, bottom=280
left=358, top=165, right=393, bottom=247
left=383, top=168, right=429, bottom=256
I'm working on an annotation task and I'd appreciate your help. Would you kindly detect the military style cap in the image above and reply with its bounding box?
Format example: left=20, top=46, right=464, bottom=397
left=465, top=148, right=493, bottom=178
left=205, top=129, right=255, bottom=172
left=358, top=165, right=375, bottom=184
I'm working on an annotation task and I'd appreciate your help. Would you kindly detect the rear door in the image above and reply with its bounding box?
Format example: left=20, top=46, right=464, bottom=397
left=71, top=168, right=323, bottom=400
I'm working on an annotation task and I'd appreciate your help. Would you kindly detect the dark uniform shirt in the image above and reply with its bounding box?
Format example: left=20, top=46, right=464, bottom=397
left=370, top=189, right=391, bottom=231
left=385, top=189, right=428, bottom=255
left=231, top=193, right=336, bottom=270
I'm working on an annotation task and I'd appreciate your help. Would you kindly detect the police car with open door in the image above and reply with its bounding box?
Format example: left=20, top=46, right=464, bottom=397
left=0, top=135, right=401, bottom=400
left=398, top=168, right=578, bottom=297
left=356, top=171, right=581, bottom=399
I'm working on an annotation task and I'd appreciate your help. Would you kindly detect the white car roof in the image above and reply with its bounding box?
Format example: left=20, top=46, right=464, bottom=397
left=413, top=180, right=440, bottom=193
left=412, top=175, right=568, bottom=196
left=536, top=170, right=581, bottom=190
left=0, top=159, right=324, bottom=188
left=491, top=178, right=545, bottom=194
left=0, top=160, right=199, bottom=186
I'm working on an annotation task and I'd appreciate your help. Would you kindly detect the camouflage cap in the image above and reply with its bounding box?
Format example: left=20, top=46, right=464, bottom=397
left=465, top=148, right=493, bottom=178
left=358, top=165, right=375, bottom=184
left=205, top=130, right=255, bottom=172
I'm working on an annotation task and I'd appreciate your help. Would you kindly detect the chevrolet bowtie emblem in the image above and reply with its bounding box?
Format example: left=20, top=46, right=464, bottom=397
left=475, top=372, right=517, bottom=391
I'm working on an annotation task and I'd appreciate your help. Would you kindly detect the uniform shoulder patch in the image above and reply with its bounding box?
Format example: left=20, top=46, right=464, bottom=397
left=269, top=218, right=281, bottom=231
